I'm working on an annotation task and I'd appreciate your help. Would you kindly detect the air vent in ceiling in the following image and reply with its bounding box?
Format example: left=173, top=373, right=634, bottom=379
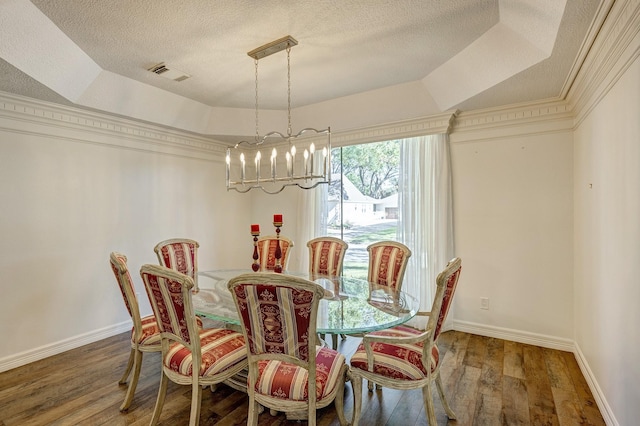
left=147, top=62, right=190, bottom=82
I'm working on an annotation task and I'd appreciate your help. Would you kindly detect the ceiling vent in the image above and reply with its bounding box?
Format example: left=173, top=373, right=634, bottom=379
left=147, top=62, right=190, bottom=82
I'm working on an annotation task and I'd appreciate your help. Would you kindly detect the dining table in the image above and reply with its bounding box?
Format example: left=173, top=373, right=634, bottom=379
left=192, top=269, right=419, bottom=337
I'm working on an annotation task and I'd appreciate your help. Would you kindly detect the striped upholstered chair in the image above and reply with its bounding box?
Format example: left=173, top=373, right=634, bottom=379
left=256, top=235, right=294, bottom=272
left=110, top=252, right=162, bottom=411
left=140, top=265, right=247, bottom=426
left=153, top=238, right=199, bottom=290
left=350, top=257, right=462, bottom=426
left=307, top=236, right=348, bottom=278
left=366, top=240, right=412, bottom=291
left=228, top=273, right=349, bottom=426
left=307, top=236, right=348, bottom=348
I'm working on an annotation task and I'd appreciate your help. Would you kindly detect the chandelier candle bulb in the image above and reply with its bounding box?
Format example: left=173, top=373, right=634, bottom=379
left=286, top=152, right=292, bottom=178
left=255, top=151, right=261, bottom=182
left=250, top=224, right=260, bottom=235
left=322, top=147, right=328, bottom=176
left=240, top=153, right=246, bottom=182
left=271, top=148, right=277, bottom=179
left=304, top=149, right=309, bottom=177
left=309, top=143, right=315, bottom=175
left=291, top=145, right=296, bottom=176
left=225, top=151, right=230, bottom=183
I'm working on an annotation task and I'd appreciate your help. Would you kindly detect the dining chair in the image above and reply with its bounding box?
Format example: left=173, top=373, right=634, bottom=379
left=153, top=238, right=199, bottom=290
left=367, top=240, right=412, bottom=291
left=307, top=236, right=348, bottom=278
left=340, top=240, right=412, bottom=346
left=109, top=252, right=162, bottom=411
left=307, top=236, right=348, bottom=349
left=227, top=273, right=349, bottom=426
left=349, top=257, right=462, bottom=426
left=140, top=264, right=247, bottom=426
left=256, top=235, right=294, bottom=272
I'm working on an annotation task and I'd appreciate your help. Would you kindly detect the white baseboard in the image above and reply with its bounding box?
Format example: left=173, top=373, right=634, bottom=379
left=573, top=343, right=619, bottom=426
left=452, top=319, right=617, bottom=426
left=452, top=319, right=575, bottom=351
left=0, top=321, right=131, bottom=373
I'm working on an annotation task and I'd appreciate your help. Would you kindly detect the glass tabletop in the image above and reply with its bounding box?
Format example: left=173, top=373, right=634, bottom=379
left=192, top=269, right=419, bottom=335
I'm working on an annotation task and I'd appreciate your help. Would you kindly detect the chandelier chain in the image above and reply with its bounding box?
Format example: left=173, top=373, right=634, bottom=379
left=287, top=45, right=292, bottom=137
left=254, top=58, right=259, bottom=142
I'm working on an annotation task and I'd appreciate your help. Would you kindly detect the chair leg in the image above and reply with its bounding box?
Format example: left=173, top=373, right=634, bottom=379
left=189, top=381, right=203, bottom=426
left=247, top=394, right=259, bottom=425
left=350, top=373, right=363, bottom=426
left=422, top=382, right=437, bottom=426
left=119, top=349, right=143, bottom=411
left=334, top=370, right=348, bottom=426
left=150, top=371, right=169, bottom=426
left=435, top=374, right=457, bottom=419
left=118, top=348, right=135, bottom=385
left=308, top=397, right=317, bottom=426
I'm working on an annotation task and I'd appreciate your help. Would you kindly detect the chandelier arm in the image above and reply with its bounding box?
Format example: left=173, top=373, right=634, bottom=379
left=228, top=181, right=329, bottom=195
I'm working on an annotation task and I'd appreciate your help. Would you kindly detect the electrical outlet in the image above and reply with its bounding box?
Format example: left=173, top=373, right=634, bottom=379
left=480, top=297, right=489, bottom=310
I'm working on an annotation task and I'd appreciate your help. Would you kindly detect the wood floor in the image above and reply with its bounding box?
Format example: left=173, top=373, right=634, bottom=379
left=0, top=330, right=605, bottom=425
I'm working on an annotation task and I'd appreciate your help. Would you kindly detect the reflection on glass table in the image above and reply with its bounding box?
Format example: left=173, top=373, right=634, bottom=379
left=192, top=269, right=419, bottom=335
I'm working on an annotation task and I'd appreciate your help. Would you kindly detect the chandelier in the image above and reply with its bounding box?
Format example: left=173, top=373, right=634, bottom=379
left=225, top=36, right=331, bottom=194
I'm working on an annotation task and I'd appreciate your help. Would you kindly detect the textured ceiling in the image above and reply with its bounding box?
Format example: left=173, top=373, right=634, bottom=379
left=0, top=0, right=604, bottom=137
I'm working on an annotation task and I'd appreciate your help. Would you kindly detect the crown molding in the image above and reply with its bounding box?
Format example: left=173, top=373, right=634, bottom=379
left=330, top=110, right=458, bottom=147
left=449, top=98, right=575, bottom=144
left=568, top=0, right=640, bottom=125
left=0, top=91, right=229, bottom=159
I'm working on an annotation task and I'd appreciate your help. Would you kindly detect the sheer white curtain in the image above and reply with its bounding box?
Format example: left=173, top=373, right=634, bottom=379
left=292, top=185, right=328, bottom=272
left=398, top=133, right=454, bottom=326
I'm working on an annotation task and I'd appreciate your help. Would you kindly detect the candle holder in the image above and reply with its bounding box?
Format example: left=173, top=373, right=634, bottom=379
left=251, top=234, right=260, bottom=272
left=250, top=225, right=260, bottom=272
left=273, top=219, right=283, bottom=273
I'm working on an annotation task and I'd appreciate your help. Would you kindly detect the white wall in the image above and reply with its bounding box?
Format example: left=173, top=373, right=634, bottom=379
left=573, top=54, right=640, bottom=426
left=0, top=100, right=251, bottom=365
left=449, top=123, right=575, bottom=342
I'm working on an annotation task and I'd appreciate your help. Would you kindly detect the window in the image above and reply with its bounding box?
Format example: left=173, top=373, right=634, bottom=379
left=327, top=140, right=401, bottom=279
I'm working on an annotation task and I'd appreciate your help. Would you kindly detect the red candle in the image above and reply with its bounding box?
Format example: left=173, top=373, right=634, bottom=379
left=273, top=214, right=283, bottom=224
left=250, top=224, right=260, bottom=234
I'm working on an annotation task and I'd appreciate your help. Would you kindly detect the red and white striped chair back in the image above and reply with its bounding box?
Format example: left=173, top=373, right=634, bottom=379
left=256, top=236, right=294, bottom=271
left=110, top=252, right=139, bottom=322
left=430, top=257, right=462, bottom=343
left=154, top=238, right=199, bottom=286
left=140, top=264, right=198, bottom=348
left=366, top=241, right=412, bottom=291
left=307, top=237, right=348, bottom=278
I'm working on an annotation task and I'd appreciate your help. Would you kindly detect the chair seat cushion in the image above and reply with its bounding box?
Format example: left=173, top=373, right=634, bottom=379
left=133, top=315, right=203, bottom=346
left=255, top=346, right=345, bottom=401
left=132, top=315, right=161, bottom=346
left=163, top=328, right=246, bottom=377
left=350, top=325, right=439, bottom=381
